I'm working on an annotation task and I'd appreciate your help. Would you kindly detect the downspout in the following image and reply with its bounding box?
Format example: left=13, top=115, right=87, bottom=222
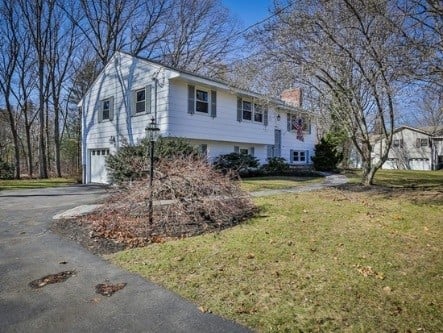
left=154, top=77, right=158, bottom=122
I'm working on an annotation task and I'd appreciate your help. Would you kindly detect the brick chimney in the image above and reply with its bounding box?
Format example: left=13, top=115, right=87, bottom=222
left=281, top=88, right=302, bottom=107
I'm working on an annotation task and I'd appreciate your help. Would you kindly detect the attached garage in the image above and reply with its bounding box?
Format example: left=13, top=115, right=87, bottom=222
left=89, top=148, right=110, bottom=183
left=408, top=158, right=430, bottom=171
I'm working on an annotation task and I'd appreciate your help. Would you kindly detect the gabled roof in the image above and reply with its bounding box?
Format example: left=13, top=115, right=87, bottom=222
left=393, top=125, right=432, bottom=136
left=79, top=51, right=307, bottom=113
left=418, top=125, right=443, bottom=136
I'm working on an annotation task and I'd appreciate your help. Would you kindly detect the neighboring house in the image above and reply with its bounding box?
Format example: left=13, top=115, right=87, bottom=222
left=356, top=126, right=443, bottom=171
left=79, top=52, right=317, bottom=184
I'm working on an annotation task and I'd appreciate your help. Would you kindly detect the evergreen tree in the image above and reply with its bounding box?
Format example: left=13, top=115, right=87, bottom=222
left=311, top=138, right=343, bottom=172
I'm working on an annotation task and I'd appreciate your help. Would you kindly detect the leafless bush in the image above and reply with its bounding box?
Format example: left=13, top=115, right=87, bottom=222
left=83, top=156, right=256, bottom=247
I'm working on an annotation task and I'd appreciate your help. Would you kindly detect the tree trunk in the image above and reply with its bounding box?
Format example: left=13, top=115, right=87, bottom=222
left=361, top=165, right=376, bottom=186
left=5, top=103, right=21, bottom=179
left=54, top=102, right=62, bottom=178
left=25, top=123, right=34, bottom=178
left=45, top=98, right=51, bottom=175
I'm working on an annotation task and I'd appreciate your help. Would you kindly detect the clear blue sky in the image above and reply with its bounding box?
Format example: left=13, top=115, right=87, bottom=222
left=222, top=0, right=274, bottom=27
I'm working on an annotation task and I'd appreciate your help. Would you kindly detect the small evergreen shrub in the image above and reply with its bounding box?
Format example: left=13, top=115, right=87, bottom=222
left=213, top=152, right=260, bottom=176
left=106, top=137, right=199, bottom=183
left=261, top=157, right=289, bottom=174
left=311, top=137, right=343, bottom=172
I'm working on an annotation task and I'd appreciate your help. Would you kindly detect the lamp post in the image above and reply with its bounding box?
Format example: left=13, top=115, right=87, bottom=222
left=145, top=117, right=160, bottom=233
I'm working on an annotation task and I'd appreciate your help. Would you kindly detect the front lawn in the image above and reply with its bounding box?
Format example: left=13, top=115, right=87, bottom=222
left=0, top=178, right=76, bottom=191
left=240, top=176, right=323, bottom=192
left=344, top=169, right=443, bottom=188
left=373, top=169, right=443, bottom=188
left=110, top=187, right=443, bottom=332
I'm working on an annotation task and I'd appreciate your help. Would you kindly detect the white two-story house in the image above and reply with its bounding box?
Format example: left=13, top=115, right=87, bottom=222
left=79, top=52, right=317, bottom=184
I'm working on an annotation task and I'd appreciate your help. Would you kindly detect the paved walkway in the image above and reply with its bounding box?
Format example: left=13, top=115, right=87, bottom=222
left=250, top=173, right=348, bottom=197
left=0, top=185, right=249, bottom=333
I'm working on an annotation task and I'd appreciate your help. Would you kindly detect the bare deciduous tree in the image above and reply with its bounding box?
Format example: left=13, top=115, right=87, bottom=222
left=18, top=0, right=59, bottom=178
left=160, top=0, right=240, bottom=75
left=254, top=0, right=412, bottom=185
left=398, top=0, right=443, bottom=86
left=415, top=85, right=443, bottom=132
left=0, top=0, right=21, bottom=178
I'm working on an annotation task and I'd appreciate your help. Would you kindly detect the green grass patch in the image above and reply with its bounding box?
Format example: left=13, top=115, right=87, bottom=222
left=373, top=169, right=443, bottom=188
left=343, top=169, right=443, bottom=188
left=240, top=176, right=323, bottom=192
left=0, top=178, right=76, bottom=191
left=111, top=188, right=443, bottom=332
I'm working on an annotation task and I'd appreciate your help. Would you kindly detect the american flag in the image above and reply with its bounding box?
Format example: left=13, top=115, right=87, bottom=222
left=292, top=118, right=304, bottom=142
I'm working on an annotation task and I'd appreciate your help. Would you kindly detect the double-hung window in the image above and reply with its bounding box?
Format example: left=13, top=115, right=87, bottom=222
left=188, top=85, right=217, bottom=117
left=292, top=150, right=306, bottom=162
left=237, top=97, right=268, bottom=125
left=254, top=104, right=263, bottom=122
left=135, top=89, right=146, bottom=113
left=290, top=149, right=309, bottom=164
left=242, top=101, right=252, bottom=121
left=131, top=85, right=151, bottom=116
left=393, top=139, right=403, bottom=148
left=416, top=138, right=428, bottom=148
left=196, top=89, right=209, bottom=113
left=288, top=115, right=311, bottom=132
left=98, top=97, right=114, bottom=122
left=102, top=100, right=110, bottom=120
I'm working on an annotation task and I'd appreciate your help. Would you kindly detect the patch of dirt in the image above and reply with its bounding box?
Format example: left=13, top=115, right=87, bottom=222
left=51, top=218, right=128, bottom=255
left=95, top=282, right=127, bottom=296
left=29, top=270, right=76, bottom=289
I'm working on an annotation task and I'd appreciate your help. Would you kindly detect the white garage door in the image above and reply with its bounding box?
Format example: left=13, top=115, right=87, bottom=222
left=89, top=148, right=110, bottom=183
left=409, top=158, right=430, bottom=171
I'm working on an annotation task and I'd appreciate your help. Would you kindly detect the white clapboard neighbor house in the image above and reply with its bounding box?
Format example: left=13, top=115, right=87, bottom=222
left=79, top=52, right=317, bottom=184
left=371, top=126, right=443, bottom=171
left=349, top=126, right=443, bottom=171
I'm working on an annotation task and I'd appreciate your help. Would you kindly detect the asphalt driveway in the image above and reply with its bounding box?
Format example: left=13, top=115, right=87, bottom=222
left=0, top=185, right=249, bottom=333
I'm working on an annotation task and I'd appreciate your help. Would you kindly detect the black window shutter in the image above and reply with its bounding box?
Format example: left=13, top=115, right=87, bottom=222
left=290, top=149, right=294, bottom=163
left=237, top=97, right=242, bottom=122
left=264, top=108, right=268, bottom=126
left=188, top=85, right=195, bottom=114
left=211, top=90, right=217, bottom=118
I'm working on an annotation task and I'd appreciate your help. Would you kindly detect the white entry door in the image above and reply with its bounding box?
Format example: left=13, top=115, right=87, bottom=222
left=89, top=148, right=110, bottom=183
